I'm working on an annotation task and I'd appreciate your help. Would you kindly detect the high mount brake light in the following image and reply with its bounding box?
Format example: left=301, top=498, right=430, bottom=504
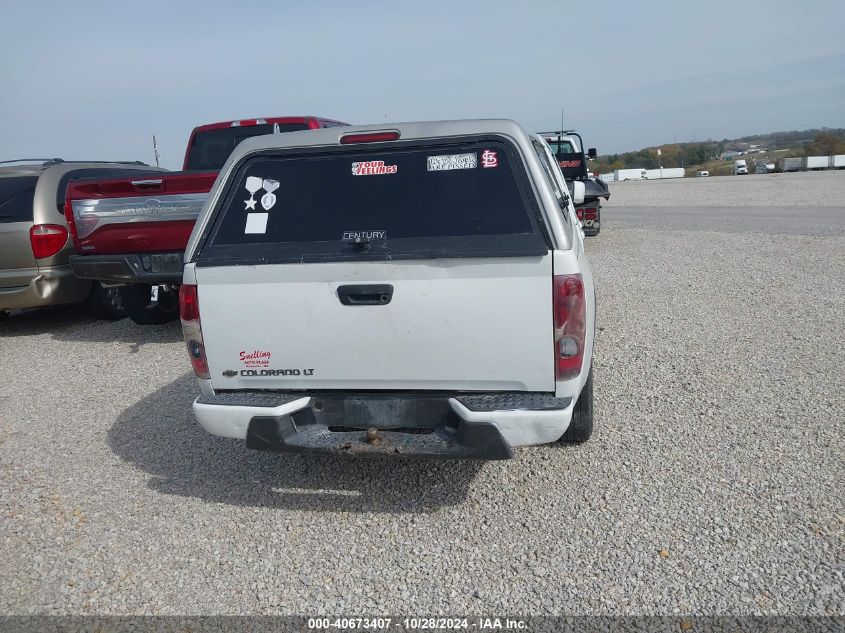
left=179, top=284, right=209, bottom=379
left=339, top=131, right=400, bottom=144
left=29, top=224, right=68, bottom=259
left=230, top=119, right=267, bottom=127
left=553, top=274, right=586, bottom=380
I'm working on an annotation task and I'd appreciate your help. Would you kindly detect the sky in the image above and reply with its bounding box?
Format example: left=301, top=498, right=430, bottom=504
left=2, top=0, right=844, bottom=169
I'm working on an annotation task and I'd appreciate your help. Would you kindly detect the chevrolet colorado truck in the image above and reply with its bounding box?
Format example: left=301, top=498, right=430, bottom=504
left=541, top=130, right=609, bottom=236
left=65, top=116, right=346, bottom=324
left=180, top=120, right=596, bottom=459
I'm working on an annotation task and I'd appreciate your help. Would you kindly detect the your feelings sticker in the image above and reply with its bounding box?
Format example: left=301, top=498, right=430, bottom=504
left=351, top=160, right=398, bottom=176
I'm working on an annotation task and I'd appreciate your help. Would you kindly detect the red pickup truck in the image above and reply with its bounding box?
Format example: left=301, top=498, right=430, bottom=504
left=66, top=116, right=346, bottom=323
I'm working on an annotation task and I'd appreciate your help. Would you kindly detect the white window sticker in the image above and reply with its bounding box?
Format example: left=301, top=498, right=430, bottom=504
left=481, top=149, right=498, bottom=168
left=244, top=212, right=269, bottom=234
left=244, top=176, right=262, bottom=210
left=261, top=179, right=279, bottom=210
left=244, top=176, right=280, bottom=211
left=426, top=153, right=477, bottom=172
left=351, top=161, right=398, bottom=176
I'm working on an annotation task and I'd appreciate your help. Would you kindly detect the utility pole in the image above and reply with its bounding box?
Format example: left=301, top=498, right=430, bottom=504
left=152, top=134, right=160, bottom=168
left=560, top=108, right=564, bottom=132
left=658, top=147, right=663, bottom=180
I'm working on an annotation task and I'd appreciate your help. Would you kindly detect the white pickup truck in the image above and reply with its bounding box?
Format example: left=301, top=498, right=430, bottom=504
left=179, top=120, right=596, bottom=459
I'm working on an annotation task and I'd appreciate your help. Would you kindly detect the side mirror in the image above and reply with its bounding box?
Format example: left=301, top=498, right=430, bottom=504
left=587, top=148, right=597, bottom=159
left=572, top=181, right=586, bottom=205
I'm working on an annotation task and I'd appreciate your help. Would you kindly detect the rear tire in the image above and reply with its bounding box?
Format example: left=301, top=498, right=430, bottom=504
left=86, top=282, right=126, bottom=320
left=559, top=367, right=594, bottom=444
left=121, top=283, right=179, bottom=325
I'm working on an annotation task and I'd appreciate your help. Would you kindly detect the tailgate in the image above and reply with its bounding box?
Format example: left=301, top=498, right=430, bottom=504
left=198, top=257, right=553, bottom=391
left=67, top=172, right=216, bottom=254
left=193, top=136, right=555, bottom=393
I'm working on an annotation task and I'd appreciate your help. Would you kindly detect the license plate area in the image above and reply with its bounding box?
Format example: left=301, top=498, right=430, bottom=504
left=303, top=393, right=457, bottom=432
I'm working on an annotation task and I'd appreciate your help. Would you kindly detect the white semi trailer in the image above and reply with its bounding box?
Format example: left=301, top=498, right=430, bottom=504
left=643, top=168, right=685, bottom=180
left=614, top=168, right=647, bottom=181
left=776, top=157, right=803, bottom=172
left=805, top=156, right=831, bottom=170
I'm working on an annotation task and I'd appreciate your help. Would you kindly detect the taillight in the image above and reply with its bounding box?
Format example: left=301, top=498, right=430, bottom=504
left=63, top=197, right=87, bottom=250
left=553, top=274, right=586, bottom=380
left=179, top=284, right=209, bottom=379
left=339, top=131, right=400, bottom=144
left=74, top=213, right=100, bottom=240
left=575, top=207, right=597, bottom=221
left=63, top=198, right=77, bottom=234
left=29, top=224, right=68, bottom=259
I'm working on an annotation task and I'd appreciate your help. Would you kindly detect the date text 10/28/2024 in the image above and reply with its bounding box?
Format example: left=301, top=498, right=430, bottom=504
left=307, top=618, right=528, bottom=630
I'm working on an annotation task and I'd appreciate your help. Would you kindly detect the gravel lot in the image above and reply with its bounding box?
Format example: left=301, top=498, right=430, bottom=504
left=607, top=169, right=845, bottom=207
left=1, top=175, right=843, bottom=617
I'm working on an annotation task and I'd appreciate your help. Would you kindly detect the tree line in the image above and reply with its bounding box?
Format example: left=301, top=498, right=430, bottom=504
left=592, top=128, right=845, bottom=172
left=593, top=142, right=724, bottom=172
left=803, top=132, right=845, bottom=157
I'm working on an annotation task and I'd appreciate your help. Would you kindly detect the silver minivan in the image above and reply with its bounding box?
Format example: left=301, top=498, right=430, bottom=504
left=0, top=159, right=164, bottom=320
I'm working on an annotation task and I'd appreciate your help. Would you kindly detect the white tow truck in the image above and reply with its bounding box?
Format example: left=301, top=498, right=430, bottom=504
left=179, top=120, right=597, bottom=459
left=541, top=130, right=609, bottom=236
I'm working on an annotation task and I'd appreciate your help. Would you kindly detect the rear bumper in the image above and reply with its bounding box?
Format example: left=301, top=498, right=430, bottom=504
left=69, top=252, right=183, bottom=284
left=193, top=391, right=574, bottom=459
left=0, top=265, right=91, bottom=310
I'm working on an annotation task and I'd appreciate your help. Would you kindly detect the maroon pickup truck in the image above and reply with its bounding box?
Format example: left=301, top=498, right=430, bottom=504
left=66, top=116, right=346, bottom=323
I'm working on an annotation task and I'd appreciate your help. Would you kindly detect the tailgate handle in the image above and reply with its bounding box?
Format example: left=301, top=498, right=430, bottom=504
left=337, top=284, right=393, bottom=306
left=130, top=179, right=164, bottom=190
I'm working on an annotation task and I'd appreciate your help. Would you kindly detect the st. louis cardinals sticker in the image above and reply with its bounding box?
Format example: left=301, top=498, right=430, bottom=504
left=481, top=149, right=498, bottom=168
